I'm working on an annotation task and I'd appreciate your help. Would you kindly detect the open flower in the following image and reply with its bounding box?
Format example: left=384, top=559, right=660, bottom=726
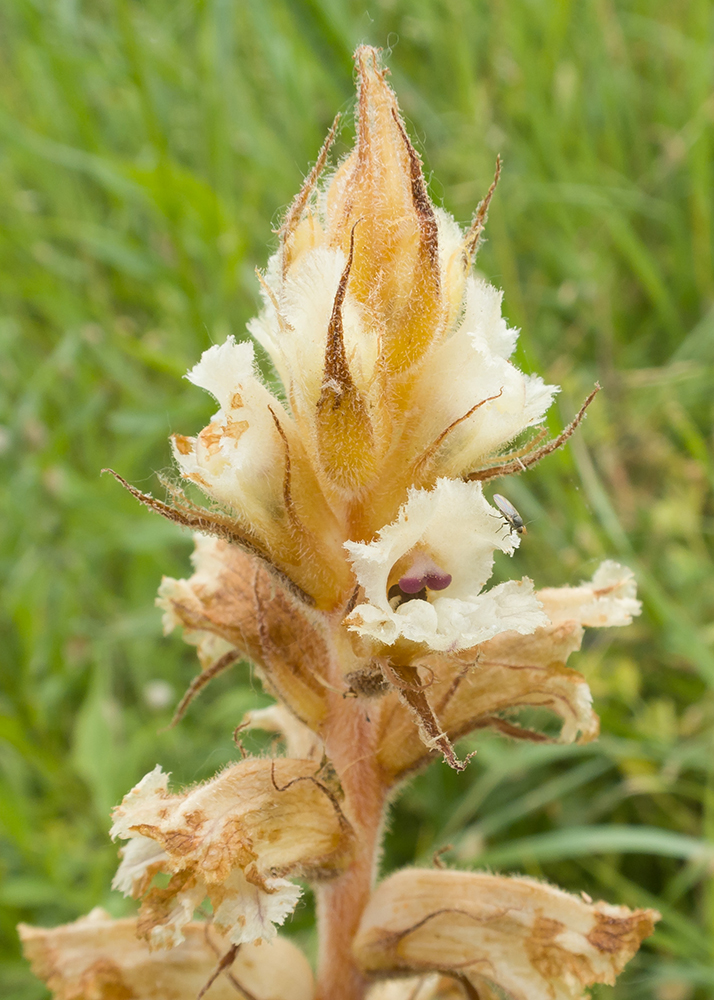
left=345, top=478, right=548, bottom=652
left=406, top=281, right=558, bottom=482
left=375, top=560, right=640, bottom=782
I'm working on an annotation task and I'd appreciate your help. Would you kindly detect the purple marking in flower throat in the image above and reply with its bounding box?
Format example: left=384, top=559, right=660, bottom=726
left=398, top=554, right=452, bottom=594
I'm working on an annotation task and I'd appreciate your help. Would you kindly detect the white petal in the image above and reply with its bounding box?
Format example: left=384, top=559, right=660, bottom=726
left=409, top=278, right=559, bottom=477
left=110, top=765, right=169, bottom=841
left=112, top=835, right=167, bottom=897
left=173, top=336, right=287, bottom=519
left=186, top=337, right=256, bottom=412
left=213, top=870, right=302, bottom=945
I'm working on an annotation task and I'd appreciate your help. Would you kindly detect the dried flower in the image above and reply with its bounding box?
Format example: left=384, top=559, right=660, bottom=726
left=354, top=869, right=658, bottom=999
left=110, top=760, right=353, bottom=948
left=24, top=45, right=658, bottom=1000
left=19, top=909, right=314, bottom=1000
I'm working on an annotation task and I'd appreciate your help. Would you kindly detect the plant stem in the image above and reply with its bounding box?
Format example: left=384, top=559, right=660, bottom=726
left=315, top=683, right=386, bottom=1000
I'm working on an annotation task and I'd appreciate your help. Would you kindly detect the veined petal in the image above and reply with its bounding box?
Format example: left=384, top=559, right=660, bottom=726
left=345, top=479, right=547, bottom=652
left=110, top=759, right=354, bottom=948
left=19, top=910, right=314, bottom=1000
left=353, top=869, right=659, bottom=1000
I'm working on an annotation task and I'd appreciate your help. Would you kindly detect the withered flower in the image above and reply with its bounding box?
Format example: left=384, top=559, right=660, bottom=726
left=24, top=45, right=658, bottom=1000
left=19, top=909, right=314, bottom=1000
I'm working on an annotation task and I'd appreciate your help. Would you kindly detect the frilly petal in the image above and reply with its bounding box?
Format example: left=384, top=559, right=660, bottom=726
left=171, top=336, right=286, bottom=524
left=345, top=479, right=547, bottom=652
left=538, top=560, right=642, bottom=627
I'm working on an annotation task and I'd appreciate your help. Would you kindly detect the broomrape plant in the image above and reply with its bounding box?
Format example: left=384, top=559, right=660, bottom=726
left=20, top=47, right=659, bottom=1000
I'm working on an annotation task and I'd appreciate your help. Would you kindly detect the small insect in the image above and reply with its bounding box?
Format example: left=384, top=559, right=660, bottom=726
left=492, top=493, right=527, bottom=535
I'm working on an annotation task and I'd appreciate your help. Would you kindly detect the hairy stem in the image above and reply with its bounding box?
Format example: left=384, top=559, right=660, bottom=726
left=315, top=668, right=387, bottom=1000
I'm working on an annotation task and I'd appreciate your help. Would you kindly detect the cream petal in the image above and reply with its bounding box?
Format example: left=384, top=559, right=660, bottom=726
left=538, top=560, right=642, bottom=627
left=172, top=336, right=287, bottom=522
left=408, top=277, right=559, bottom=479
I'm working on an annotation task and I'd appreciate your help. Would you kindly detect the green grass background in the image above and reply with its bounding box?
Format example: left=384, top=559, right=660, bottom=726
left=1, top=1, right=713, bottom=997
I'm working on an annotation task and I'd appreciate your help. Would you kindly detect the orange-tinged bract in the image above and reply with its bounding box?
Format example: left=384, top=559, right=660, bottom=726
left=24, top=46, right=657, bottom=1000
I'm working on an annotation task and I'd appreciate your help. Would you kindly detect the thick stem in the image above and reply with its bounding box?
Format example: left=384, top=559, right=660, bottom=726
left=315, top=683, right=387, bottom=1000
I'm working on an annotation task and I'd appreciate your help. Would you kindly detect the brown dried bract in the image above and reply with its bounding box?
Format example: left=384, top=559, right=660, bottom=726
left=375, top=618, right=598, bottom=783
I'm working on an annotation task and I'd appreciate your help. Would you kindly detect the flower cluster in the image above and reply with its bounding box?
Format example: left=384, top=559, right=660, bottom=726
left=23, top=47, right=657, bottom=1000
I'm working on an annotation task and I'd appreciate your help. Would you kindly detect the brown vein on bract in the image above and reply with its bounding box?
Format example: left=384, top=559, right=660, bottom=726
left=379, top=906, right=502, bottom=952
left=391, top=108, right=440, bottom=270
left=167, top=648, right=241, bottom=729
left=466, top=385, right=600, bottom=482
left=268, top=405, right=301, bottom=530
left=203, top=925, right=258, bottom=1000
left=434, top=663, right=471, bottom=716
left=413, top=388, right=504, bottom=478
left=102, top=469, right=315, bottom=607
left=278, top=112, right=341, bottom=248
left=319, top=224, right=358, bottom=405
left=463, top=156, right=502, bottom=265
left=269, top=760, right=355, bottom=858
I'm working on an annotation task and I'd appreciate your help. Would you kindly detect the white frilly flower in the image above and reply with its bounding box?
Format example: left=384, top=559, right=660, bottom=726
left=344, top=479, right=548, bottom=651
left=171, top=337, right=287, bottom=522
left=410, top=277, right=559, bottom=477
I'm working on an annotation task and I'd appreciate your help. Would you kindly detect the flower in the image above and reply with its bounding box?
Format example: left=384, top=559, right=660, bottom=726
left=171, top=337, right=287, bottom=527
left=110, top=761, right=354, bottom=948
left=374, top=561, right=640, bottom=781
left=353, top=869, right=659, bottom=1000
left=19, top=909, right=314, bottom=1000
left=345, top=478, right=548, bottom=652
